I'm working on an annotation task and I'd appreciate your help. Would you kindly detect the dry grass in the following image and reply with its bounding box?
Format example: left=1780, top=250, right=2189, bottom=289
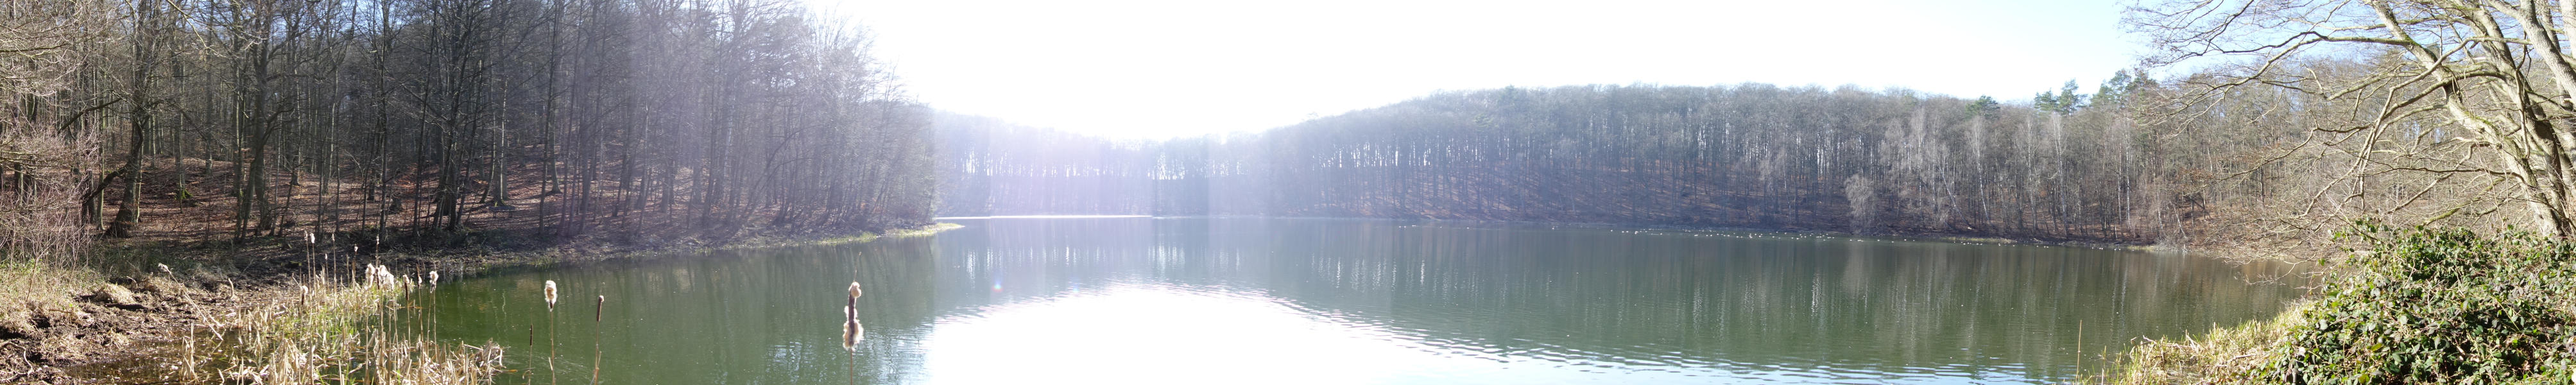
left=2095, top=302, right=2305, bottom=385
left=620, top=222, right=963, bottom=261
left=882, top=223, right=963, bottom=238
left=0, top=261, right=98, bottom=338
left=180, top=270, right=503, bottom=384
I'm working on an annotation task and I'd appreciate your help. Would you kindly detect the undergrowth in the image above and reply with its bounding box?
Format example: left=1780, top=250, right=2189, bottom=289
left=2104, top=222, right=2576, bottom=384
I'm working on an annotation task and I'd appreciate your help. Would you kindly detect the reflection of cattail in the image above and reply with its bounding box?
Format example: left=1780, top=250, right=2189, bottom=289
left=592, top=295, right=605, bottom=385
left=544, top=280, right=559, bottom=311
left=841, top=305, right=861, bottom=352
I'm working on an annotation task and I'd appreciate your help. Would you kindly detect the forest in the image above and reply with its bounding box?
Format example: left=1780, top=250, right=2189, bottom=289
left=937, top=73, right=2480, bottom=248
left=3, top=0, right=938, bottom=258
left=3, top=0, right=940, bottom=381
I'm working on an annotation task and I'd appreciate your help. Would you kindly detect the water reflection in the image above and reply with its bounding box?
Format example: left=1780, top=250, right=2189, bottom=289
left=429, top=217, right=2305, bottom=384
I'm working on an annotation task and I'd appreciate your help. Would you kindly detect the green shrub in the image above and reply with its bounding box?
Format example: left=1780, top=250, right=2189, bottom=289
left=2267, top=222, right=2576, bottom=384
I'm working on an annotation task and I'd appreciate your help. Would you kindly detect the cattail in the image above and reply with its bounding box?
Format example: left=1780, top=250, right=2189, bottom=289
left=427, top=271, right=439, bottom=285
left=544, top=280, right=559, bottom=311
left=364, top=264, right=399, bottom=287
left=841, top=282, right=864, bottom=352
left=594, top=295, right=605, bottom=323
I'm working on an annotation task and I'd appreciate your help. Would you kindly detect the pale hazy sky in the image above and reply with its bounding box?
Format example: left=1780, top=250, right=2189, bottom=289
left=816, top=0, right=2138, bottom=139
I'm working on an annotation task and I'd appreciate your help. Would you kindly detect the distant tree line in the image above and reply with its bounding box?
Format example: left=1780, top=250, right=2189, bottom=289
left=945, top=75, right=2249, bottom=244
left=3, top=0, right=935, bottom=253
left=932, top=113, right=1159, bottom=216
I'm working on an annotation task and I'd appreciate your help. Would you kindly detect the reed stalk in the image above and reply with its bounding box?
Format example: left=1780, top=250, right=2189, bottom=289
left=592, top=295, right=604, bottom=385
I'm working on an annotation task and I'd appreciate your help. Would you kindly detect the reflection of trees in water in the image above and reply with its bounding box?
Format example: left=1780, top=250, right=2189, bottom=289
left=440, top=217, right=2306, bottom=384
left=940, top=218, right=2307, bottom=380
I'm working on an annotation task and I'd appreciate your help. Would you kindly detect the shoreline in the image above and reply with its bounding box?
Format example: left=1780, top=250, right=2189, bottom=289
left=3, top=223, right=962, bottom=384
left=1027, top=214, right=2170, bottom=252
left=372, top=223, right=967, bottom=281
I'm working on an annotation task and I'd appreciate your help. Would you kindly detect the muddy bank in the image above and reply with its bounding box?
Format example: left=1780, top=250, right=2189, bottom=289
left=0, top=269, right=227, bottom=383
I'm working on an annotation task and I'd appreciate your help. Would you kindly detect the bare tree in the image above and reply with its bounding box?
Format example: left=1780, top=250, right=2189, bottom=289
left=0, top=1, right=109, bottom=97
left=106, top=0, right=175, bottom=237
left=0, top=0, right=112, bottom=262
left=2131, top=0, right=2576, bottom=236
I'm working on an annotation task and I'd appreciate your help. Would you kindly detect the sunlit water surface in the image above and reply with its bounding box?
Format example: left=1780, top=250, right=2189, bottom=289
left=424, top=217, right=2305, bottom=384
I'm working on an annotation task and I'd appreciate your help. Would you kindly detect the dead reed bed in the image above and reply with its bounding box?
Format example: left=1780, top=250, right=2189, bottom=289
left=179, top=265, right=504, bottom=384
left=2095, top=305, right=2303, bottom=384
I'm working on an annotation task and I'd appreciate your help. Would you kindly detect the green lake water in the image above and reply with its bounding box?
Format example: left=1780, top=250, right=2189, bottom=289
left=422, top=216, right=2306, bottom=384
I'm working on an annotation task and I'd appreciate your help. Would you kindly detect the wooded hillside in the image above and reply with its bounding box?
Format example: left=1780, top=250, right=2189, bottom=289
left=941, top=74, right=2514, bottom=248
left=3, top=0, right=937, bottom=257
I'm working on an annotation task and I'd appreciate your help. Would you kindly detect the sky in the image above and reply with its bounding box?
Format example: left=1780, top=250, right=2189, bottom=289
left=816, top=0, right=2140, bottom=140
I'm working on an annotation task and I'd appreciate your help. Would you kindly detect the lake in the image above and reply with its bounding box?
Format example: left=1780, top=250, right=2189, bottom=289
left=422, top=216, right=2307, bottom=384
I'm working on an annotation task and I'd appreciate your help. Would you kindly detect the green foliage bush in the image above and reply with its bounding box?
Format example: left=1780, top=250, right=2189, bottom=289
left=2267, top=222, right=2576, bottom=384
